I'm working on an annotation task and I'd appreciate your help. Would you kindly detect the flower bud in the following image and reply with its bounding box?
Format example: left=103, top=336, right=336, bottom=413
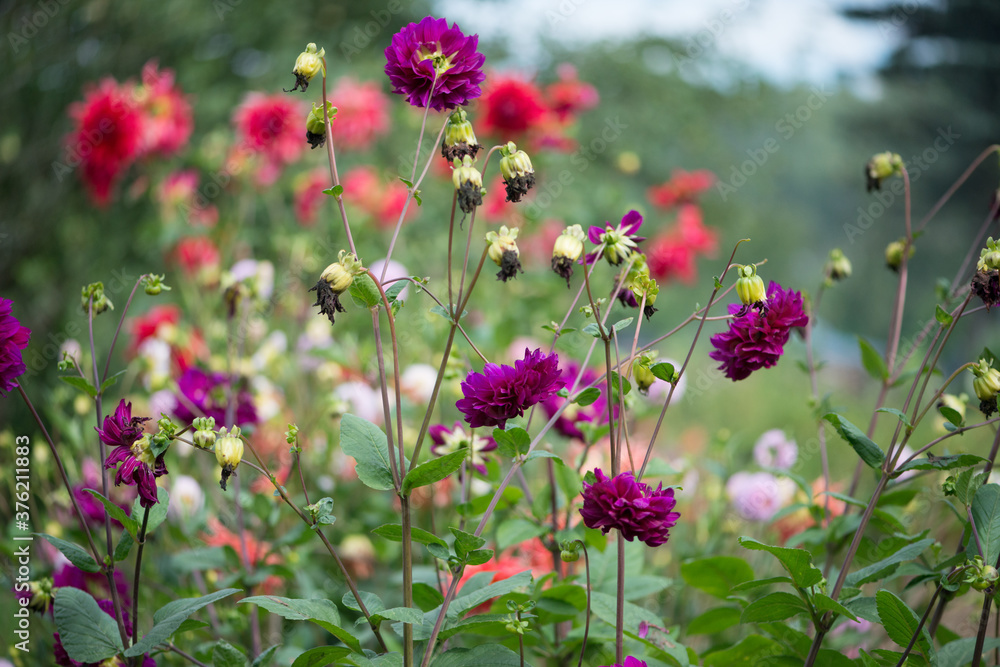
left=28, top=578, right=53, bottom=613
left=81, top=282, right=114, bottom=316
left=865, top=151, right=903, bottom=192
left=485, top=226, right=523, bottom=283
left=305, top=101, right=336, bottom=150
left=452, top=155, right=483, bottom=214
left=735, top=264, right=766, bottom=307
left=192, top=417, right=217, bottom=449
left=311, top=250, right=364, bottom=326
left=141, top=274, right=171, bottom=296
left=972, top=358, right=1000, bottom=417
left=551, top=225, right=586, bottom=287
left=884, top=239, right=913, bottom=272
left=215, top=426, right=244, bottom=491
left=441, top=109, right=480, bottom=161
left=289, top=43, right=325, bottom=93
left=633, top=358, right=657, bottom=395
left=499, top=142, right=536, bottom=203
left=825, top=248, right=852, bottom=283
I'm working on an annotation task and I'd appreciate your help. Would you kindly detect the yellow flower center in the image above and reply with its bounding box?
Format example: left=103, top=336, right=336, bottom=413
left=416, top=44, right=454, bottom=75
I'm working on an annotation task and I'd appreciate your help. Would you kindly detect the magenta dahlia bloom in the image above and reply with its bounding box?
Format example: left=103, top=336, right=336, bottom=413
left=709, top=281, right=808, bottom=381
left=384, top=16, right=486, bottom=111
left=100, top=399, right=166, bottom=508
left=586, top=210, right=645, bottom=265
left=580, top=469, right=679, bottom=547
left=0, top=298, right=31, bottom=395
left=600, top=659, right=648, bottom=667
left=172, top=367, right=258, bottom=428
left=429, top=421, right=497, bottom=474
left=456, top=348, right=565, bottom=429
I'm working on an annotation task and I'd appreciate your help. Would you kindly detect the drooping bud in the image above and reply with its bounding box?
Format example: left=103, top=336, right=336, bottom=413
left=735, top=264, right=767, bottom=313
left=452, top=155, right=483, bottom=214
left=499, top=142, right=536, bottom=203
left=825, top=248, right=852, bottom=284
left=485, top=225, right=523, bottom=282
left=310, top=250, right=364, bottom=326
left=865, top=151, right=903, bottom=192
left=441, top=109, right=480, bottom=162
left=633, top=357, right=657, bottom=395
left=305, top=101, right=337, bottom=150
left=192, top=417, right=217, bottom=449
left=215, top=426, right=244, bottom=491
left=81, top=282, right=114, bottom=316
left=972, top=237, right=1000, bottom=309
left=971, top=358, right=1000, bottom=417
left=551, top=224, right=586, bottom=287
left=884, top=239, right=913, bottom=273
left=288, top=43, right=325, bottom=93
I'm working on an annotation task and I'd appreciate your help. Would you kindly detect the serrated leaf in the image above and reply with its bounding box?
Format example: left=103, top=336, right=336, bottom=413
left=937, top=638, right=1000, bottom=667
left=252, top=645, right=279, bottom=667
left=371, top=524, right=446, bottom=547
left=875, top=589, right=934, bottom=660
left=369, top=606, right=425, bottom=625
left=824, top=413, right=885, bottom=469
left=341, top=591, right=386, bottom=617
left=212, top=639, right=247, bottom=667
left=125, top=589, right=240, bottom=657
left=812, top=594, right=858, bottom=622
left=84, top=489, right=138, bottom=538
left=238, top=596, right=360, bottom=653
left=53, top=587, right=123, bottom=662
left=465, top=549, right=494, bottom=566
left=340, top=414, right=397, bottom=491
left=574, top=386, right=601, bottom=406
left=968, top=483, right=1000, bottom=563
left=402, top=450, right=465, bottom=495
left=740, top=592, right=808, bottom=623
left=858, top=337, right=888, bottom=381
left=895, top=454, right=986, bottom=474
left=291, top=647, right=352, bottom=667
left=492, top=427, right=530, bottom=458
left=681, top=556, right=754, bottom=598
left=38, top=533, right=100, bottom=573
left=450, top=527, right=486, bottom=559
left=60, top=375, right=98, bottom=397
left=845, top=538, right=935, bottom=587
left=730, top=576, right=794, bottom=593
left=738, top=537, right=823, bottom=588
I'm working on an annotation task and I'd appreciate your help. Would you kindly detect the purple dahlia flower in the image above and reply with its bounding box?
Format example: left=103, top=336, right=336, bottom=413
left=600, top=659, right=649, bottom=667
left=0, top=297, right=31, bottom=395
left=456, top=348, right=565, bottom=429
left=586, top=209, right=645, bottom=265
left=96, top=399, right=149, bottom=448
left=429, top=421, right=497, bottom=475
left=709, top=281, right=808, bottom=381
left=580, top=469, right=679, bottom=548
left=172, top=367, right=258, bottom=428
left=100, top=399, right=166, bottom=509
left=384, top=16, right=486, bottom=111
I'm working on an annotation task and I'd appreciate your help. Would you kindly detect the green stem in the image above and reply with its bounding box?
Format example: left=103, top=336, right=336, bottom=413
left=131, top=506, right=151, bottom=648
left=319, top=62, right=357, bottom=256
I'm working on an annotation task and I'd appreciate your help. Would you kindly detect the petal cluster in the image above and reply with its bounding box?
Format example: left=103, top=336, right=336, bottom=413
left=100, top=400, right=166, bottom=508
left=0, top=298, right=30, bottom=395
left=580, top=469, right=679, bottom=548
left=172, top=367, right=258, bottom=428
left=384, top=16, right=485, bottom=111
left=709, top=281, right=808, bottom=381
left=456, top=348, right=565, bottom=429
left=429, top=421, right=497, bottom=474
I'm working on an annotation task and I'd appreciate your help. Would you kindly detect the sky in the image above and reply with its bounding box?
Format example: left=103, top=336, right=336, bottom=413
left=435, top=0, right=928, bottom=91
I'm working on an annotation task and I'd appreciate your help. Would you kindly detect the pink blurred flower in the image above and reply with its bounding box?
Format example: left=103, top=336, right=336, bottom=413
left=545, top=64, right=599, bottom=122
left=293, top=169, right=329, bottom=226
left=234, top=92, right=305, bottom=185
left=476, top=73, right=549, bottom=138
left=138, top=60, right=193, bottom=157
left=647, top=169, right=715, bottom=209
left=726, top=471, right=794, bottom=521
left=753, top=429, right=798, bottom=470
left=329, top=77, right=390, bottom=150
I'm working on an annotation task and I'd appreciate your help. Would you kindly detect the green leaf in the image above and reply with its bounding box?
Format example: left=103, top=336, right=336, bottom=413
left=130, top=487, right=169, bottom=536
left=823, top=413, right=886, bottom=469
left=291, top=647, right=352, bottom=667
left=100, top=369, right=127, bottom=392
left=429, top=304, right=467, bottom=321
left=581, top=322, right=603, bottom=338
left=703, top=635, right=788, bottom=666
left=412, top=583, right=444, bottom=612
left=740, top=592, right=808, bottom=623
left=402, top=450, right=466, bottom=495
left=452, top=570, right=532, bottom=615
left=650, top=361, right=676, bottom=382
left=431, top=644, right=522, bottom=667
left=322, top=185, right=344, bottom=198
left=681, top=556, right=755, bottom=598
left=341, top=591, right=386, bottom=617
left=938, top=638, right=1000, bottom=667
left=38, top=534, right=100, bottom=573
left=238, top=596, right=361, bottom=653
left=573, top=386, right=601, bottom=406
left=349, top=273, right=381, bottom=309
left=895, top=454, right=986, bottom=474
left=957, top=470, right=989, bottom=506
left=465, top=548, right=493, bottom=566
left=368, top=606, right=425, bottom=626
left=252, top=645, right=280, bottom=667
left=875, top=589, right=934, bottom=660
left=53, top=587, right=123, bottom=663
left=730, top=576, right=794, bottom=593
left=174, top=619, right=210, bottom=635
left=340, top=414, right=397, bottom=491
left=114, top=531, right=134, bottom=562
left=858, top=337, right=888, bottom=381
left=609, top=371, right=631, bottom=398
left=371, top=524, right=446, bottom=547
left=60, top=375, right=98, bottom=397
left=125, top=588, right=240, bottom=657
left=612, top=317, right=633, bottom=333
left=875, top=407, right=912, bottom=428
left=845, top=538, right=936, bottom=587
left=738, top=537, right=823, bottom=588
left=687, top=606, right=742, bottom=635
left=938, top=405, right=964, bottom=427
left=492, top=427, right=530, bottom=458
left=935, top=304, right=954, bottom=326
left=84, top=489, right=138, bottom=538
left=496, top=519, right=546, bottom=551
left=812, top=594, right=858, bottom=622
left=451, top=527, right=486, bottom=559
left=968, top=483, right=1000, bottom=563
left=590, top=591, right=662, bottom=629
left=212, top=639, right=248, bottom=667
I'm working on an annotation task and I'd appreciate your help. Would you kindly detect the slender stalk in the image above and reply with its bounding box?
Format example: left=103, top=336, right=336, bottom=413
left=401, top=497, right=414, bottom=667
left=575, top=542, right=592, bottom=667
left=972, top=591, right=994, bottom=667
left=131, top=506, right=151, bottom=647
left=319, top=62, right=357, bottom=256
left=101, top=277, right=145, bottom=385
left=167, top=643, right=211, bottom=667
left=914, top=144, right=1000, bottom=235
left=892, top=585, right=941, bottom=667
left=615, top=533, right=625, bottom=665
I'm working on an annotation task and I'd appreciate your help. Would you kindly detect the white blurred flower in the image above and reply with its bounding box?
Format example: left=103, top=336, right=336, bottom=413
left=60, top=339, right=82, bottom=365
left=252, top=330, right=288, bottom=371
left=400, top=363, right=437, bottom=404
left=252, top=376, right=284, bottom=422
left=229, top=259, right=275, bottom=300
left=297, top=318, right=334, bottom=370
left=168, top=475, right=204, bottom=520
left=753, top=429, right=798, bottom=470
left=368, top=258, right=410, bottom=300
left=726, top=471, right=795, bottom=521
left=148, top=389, right=177, bottom=421
left=334, top=381, right=382, bottom=424
left=137, top=338, right=172, bottom=391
